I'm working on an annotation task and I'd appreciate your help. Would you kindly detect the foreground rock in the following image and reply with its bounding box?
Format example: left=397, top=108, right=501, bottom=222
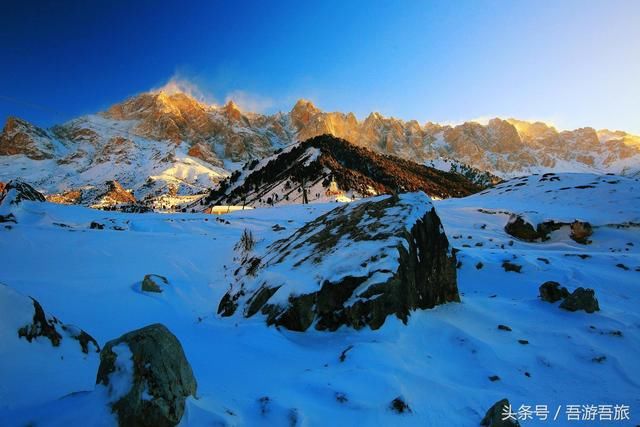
left=480, top=398, right=520, bottom=426
left=96, top=323, right=197, bottom=427
left=218, top=192, right=459, bottom=331
left=560, top=287, right=600, bottom=313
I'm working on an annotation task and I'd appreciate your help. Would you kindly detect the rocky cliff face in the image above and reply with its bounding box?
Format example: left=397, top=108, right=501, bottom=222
left=1, top=90, right=639, bottom=204
left=218, top=192, right=459, bottom=331
left=0, top=117, right=62, bottom=160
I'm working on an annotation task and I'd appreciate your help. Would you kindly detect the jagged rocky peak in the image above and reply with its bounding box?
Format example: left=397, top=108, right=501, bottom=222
left=290, top=99, right=321, bottom=127
left=222, top=100, right=243, bottom=121
left=507, top=118, right=558, bottom=138
left=0, top=116, right=55, bottom=159
left=218, top=192, right=459, bottom=331
left=101, top=91, right=216, bottom=144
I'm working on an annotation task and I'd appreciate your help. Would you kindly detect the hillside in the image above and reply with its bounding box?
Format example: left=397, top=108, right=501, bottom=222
left=202, top=134, right=484, bottom=209
left=0, top=173, right=638, bottom=425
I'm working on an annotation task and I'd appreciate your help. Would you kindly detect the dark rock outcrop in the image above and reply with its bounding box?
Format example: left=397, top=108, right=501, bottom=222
left=560, top=287, right=600, bottom=313
left=17, top=295, right=99, bottom=354
left=96, top=323, right=197, bottom=427
left=505, top=215, right=597, bottom=244
left=0, top=180, right=46, bottom=206
left=481, top=398, right=520, bottom=426
left=218, top=192, right=459, bottom=331
left=504, top=215, right=539, bottom=242
left=539, top=281, right=569, bottom=303
left=504, top=215, right=562, bottom=242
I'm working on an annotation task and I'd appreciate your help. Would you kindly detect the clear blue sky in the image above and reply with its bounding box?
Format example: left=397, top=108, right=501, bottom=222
left=1, top=0, right=639, bottom=133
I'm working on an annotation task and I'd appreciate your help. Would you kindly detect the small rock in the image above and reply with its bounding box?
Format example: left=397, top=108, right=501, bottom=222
left=90, top=221, right=105, bottom=230
left=501, top=261, right=522, bottom=273
left=497, top=324, right=512, bottom=332
left=539, top=281, right=569, bottom=303
left=481, top=398, right=520, bottom=426
left=570, top=221, right=592, bottom=244
left=476, top=262, right=484, bottom=270
left=389, top=397, right=411, bottom=414
left=141, top=274, right=168, bottom=293
left=560, top=287, right=600, bottom=313
left=518, top=339, right=529, bottom=345
left=488, top=375, right=500, bottom=382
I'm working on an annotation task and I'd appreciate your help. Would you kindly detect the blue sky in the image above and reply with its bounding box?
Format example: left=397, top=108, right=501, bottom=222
left=1, top=0, right=639, bottom=133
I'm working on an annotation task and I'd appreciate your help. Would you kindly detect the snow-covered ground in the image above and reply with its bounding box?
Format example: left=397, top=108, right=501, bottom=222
left=0, top=173, right=638, bottom=425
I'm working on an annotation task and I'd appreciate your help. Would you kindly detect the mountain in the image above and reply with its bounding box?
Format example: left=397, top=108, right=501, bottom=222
left=202, top=134, right=484, bottom=209
left=1, top=89, right=639, bottom=206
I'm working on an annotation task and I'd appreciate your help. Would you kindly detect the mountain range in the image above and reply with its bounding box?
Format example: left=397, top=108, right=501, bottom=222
left=1, top=89, right=639, bottom=206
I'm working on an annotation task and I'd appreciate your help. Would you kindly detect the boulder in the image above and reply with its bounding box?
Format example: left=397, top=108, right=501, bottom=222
left=504, top=215, right=564, bottom=242
left=539, top=281, right=569, bottom=303
left=96, top=323, right=197, bottom=427
left=570, top=221, right=592, bottom=244
left=218, top=192, right=459, bottom=331
left=480, top=398, right=520, bottom=426
left=141, top=274, right=168, bottom=293
left=560, top=287, right=600, bottom=313
left=504, top=215, right=539, bottom=242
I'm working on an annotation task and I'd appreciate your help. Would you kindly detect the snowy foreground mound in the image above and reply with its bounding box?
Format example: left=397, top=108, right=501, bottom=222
left=0, top=172, right=639, bottom=425
left=219, top=193, right=459, bottom=331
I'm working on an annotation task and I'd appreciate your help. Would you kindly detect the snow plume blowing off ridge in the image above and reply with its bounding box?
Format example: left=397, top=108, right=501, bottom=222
left=150, top=75, right=217, bottom=105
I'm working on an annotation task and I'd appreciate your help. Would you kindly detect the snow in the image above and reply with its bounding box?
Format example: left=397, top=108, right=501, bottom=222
left=106, top=344, right=134, bottom=401
left=0, top=173, right=638, bottom=425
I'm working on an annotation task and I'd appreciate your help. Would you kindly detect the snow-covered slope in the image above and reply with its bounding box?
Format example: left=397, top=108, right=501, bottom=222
left=0, top=172, right=638, bottom=425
